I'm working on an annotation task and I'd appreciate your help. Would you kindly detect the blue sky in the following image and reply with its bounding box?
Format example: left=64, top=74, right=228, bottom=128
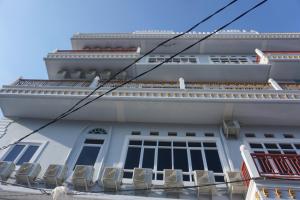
left=0, top=0, right=300, bottom=117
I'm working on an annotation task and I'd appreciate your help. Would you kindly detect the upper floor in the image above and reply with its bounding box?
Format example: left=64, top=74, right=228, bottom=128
left=44, top=31, right=300, bottom=82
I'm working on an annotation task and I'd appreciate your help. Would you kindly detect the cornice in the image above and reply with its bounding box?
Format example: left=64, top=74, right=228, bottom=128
left=1, top=87, right=300, bottom=103
left=71, top=33, right=300, bottom=40
left=45, top=52, right=139, bottom=60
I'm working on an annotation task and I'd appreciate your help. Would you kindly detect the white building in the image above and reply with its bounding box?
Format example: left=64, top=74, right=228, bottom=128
left=0, top=30, right=300, bottom=199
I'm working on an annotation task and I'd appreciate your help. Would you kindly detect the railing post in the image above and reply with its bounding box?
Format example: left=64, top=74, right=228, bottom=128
left=268, top=78, right=282, bottom=90
left=240, top=145, right=260, bottom=178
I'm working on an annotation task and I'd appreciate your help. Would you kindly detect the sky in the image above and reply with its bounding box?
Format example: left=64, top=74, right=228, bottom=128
left=0, top=0, right=300, bottom=117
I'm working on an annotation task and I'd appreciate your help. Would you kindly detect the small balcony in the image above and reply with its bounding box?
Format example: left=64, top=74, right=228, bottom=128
left=240, top=146, right=300, bottom=200
left=9, top=78, right=276, bottom=91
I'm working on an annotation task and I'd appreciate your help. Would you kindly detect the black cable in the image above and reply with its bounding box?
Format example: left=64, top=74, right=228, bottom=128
left=55, top=0, right=269, bottom=127
left=55, top=0, right=238, bottom=118
left=0, top=0, right=268, bottom=150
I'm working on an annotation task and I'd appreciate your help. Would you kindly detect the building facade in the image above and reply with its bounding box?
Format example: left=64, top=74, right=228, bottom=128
left=0, top=30, right=300, bottom=199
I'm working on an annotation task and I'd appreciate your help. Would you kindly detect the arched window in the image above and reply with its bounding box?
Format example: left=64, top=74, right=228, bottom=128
left=71, top=128, right=108, bottom=170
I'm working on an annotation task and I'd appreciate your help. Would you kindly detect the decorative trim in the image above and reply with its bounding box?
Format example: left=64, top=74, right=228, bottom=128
left=46, top=52, right=139, bottom=60
left=72, top=33, right=300, bottom=40
left=1, top=87, right=300, bottom=102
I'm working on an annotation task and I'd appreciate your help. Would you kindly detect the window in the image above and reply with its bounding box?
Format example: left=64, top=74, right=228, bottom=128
left=131, top=131, right=141, bottom=135
left=150, top=132, right=159, bottom=136
left=283, top=134, right=294, bottom=138
left=210, top=55, right=253, bottom=64
left=148, top=55, right=197, bottom=64
left=168, top=132, right=177, bottom=136
left=245, top=133, right=256, bottom=138
left=186, top=132, right=196, bottom=137
left=123, top=139, right=224, bottom=182
left=264, top=134, right=274, bottom=138
left=249, top=142, right=300, bottom=155
left=205, top=133, right=215, bottom=137
left=88, top=128, right=107, bottom=135
left=74, top=138, right=104, bottom=169
left=3, top=143, right=40, bottom=165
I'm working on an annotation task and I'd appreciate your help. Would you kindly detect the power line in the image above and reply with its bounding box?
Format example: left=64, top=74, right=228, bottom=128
left=0, top=0, right=268, bottom=150
left=0, top=0, right=239, bottom=150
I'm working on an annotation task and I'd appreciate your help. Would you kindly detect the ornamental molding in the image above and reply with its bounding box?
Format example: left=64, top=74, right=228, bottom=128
left=72, top=33, right=300, bottom=40
left=1, top=87, right=300, bottom=102
left=46, top=52, right=139, bottom=60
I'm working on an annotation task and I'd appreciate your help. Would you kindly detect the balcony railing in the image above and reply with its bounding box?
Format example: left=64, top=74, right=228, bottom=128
left=14, top=79, right=92, bottom=87
left=251, top=153, right=300, bottom=180
left=279, top=83, right=300, bottom=90
left=256, top=51, right=300, bottom=63
left=10, top=79, right=276, bottom=90
left=56, top=47, right=138, bottom=53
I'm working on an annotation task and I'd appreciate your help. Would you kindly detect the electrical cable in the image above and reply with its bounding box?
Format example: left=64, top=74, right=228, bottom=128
left=0, top=0, right=239, bottom=150
left=0, top=0, right=268, bottom=151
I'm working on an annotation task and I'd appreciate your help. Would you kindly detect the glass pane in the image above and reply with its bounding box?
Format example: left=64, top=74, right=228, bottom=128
left=204, top=149, right=223, bottom=173
left=183, top=175, right=190, bottom=181
left=264, top=143, right=278, bottom=149
left=173, top=142, right=186, bottom=147
left=16, top=145, right=39, bottom=165
left=158, top=142, right=171, bottom=146
left=157, top=148, right=171, bottom=171
left=74, top=146, right=100, bottom=167
left=4, top=145, right=25, bottom=162
left=124, top=147, right=141, bottom=169
left=203, top=142, right=217, bottom=147
left=144, top=141, right=157, bottom=146
left=190, top=150, right=204, bottom=170
left=294, top=144, right=300, bottom=149
left=279, top=144, right=293, bottom=149
left=84, top=139, right=104, bottom=144
left=188, top=142, right=202, bottom=147
left=129, top=140, right=142, bottom=146
left=173, top=149, right=188, bottom=172
left=249, top=143, right=263, bottom=149
left=268, top=150, right=281, bottom=154
left=284, top=151, right=297, bottom=154
left=142, top=148, right=155, bottom=168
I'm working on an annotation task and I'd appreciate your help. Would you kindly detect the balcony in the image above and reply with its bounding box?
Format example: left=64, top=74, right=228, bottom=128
left=9, top=78, right=276, bottom=91
left=45, top=48, right=140, bottom=80
left=256, top=50, right=300, bottom=80
left=240, top=146, right=300, bottom=200
left=2, top=79, right=300, bottom=125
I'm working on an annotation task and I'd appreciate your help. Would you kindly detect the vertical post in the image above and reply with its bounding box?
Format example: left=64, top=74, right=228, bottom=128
left=268, top=78, right=282, bottom=90
left=240, top=145, right=260, bottom=178
left=90, top=76, right=100, bottom=88
left=179, top=77, right=185, bottom=90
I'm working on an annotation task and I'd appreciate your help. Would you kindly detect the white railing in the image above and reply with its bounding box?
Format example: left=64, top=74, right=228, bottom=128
left=14, top=79, right=91, bottom=87
left=10, top=79, right=276, bottom=91
left=1, top=87, right=300, bottom=102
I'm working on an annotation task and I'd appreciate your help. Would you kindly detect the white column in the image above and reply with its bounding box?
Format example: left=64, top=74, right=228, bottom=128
left=240, top=145, right=260, bottom=178
left=179, top=77, right=185, bottom=90
left=268, top=78, right=282, bottom=90
left=90, top=76, right=100, bottom=88
left=255, top=48, right=269, bottom=64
